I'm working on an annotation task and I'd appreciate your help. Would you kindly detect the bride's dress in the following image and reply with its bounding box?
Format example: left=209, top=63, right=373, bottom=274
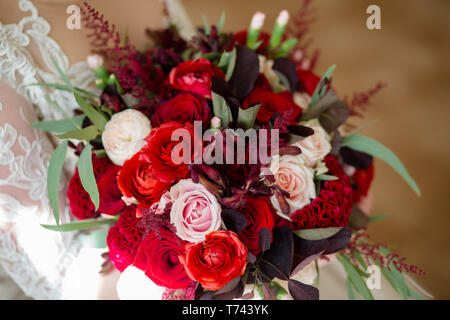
left=0, top=0, right=431, bottom=300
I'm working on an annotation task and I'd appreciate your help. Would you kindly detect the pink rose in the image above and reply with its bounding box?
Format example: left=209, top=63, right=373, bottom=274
left=269, top=155, right=316, bottom=219
left=168, top=179, right=222, bottom=243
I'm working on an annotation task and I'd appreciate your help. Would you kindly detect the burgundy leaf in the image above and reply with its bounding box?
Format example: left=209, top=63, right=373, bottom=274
left=272, top=58, right=299, bottom=93
left=291, top=250, right=324, bottom=277
left=288, top=279, right=319, bottom=300
left=348, top=205, right=370, bottom=229
left=221, top=209, right=248, bottom=233
left=340, top=146, right=373, bottom=170
left=278, top=146, right=302, bottom=156
left=229, top=45, right=260, bottom=100
left=247, top=252, right=257, bottom=264
left=258, top=228, right=272, bottom=252
left=288, top=125, right=315, bottom=138
left=259, top=226, right=293, bottom=280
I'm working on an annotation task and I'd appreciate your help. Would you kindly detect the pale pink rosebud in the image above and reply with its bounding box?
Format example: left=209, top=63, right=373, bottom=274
left=211, top=116, right=221, bottom=129
left=86, top=54, right=104, bottom=69
left=250, top=12, right=266, bottom=30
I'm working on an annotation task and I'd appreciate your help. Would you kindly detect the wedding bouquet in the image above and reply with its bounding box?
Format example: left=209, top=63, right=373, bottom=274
left=33, top=2, right=424, bottom=300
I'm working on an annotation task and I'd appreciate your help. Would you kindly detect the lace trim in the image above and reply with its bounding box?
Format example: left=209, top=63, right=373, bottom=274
left=0, top=0, right=95, bottom=299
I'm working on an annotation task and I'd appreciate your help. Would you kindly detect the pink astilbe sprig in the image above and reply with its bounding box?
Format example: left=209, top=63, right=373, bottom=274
left=345, top=81, right=388, bottom=118
left=344, top=229, right=425, bottom=276
left=286, top=0, right=320, bottom=70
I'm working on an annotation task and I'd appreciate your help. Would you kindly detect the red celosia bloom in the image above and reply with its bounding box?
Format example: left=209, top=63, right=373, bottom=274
left=297, top=68, right=321, bottom=96
left=107, top=205, right=144, bottom=272
left=352, top=163, right=375, bottom=203
left=291, top=155, right=353, bottom=229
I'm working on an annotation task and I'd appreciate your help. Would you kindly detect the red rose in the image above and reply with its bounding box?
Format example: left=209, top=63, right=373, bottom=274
left=238, top=196, right=276, bottom=255
left=98, top=164, right=126, bottom=216
left=352, top=163, right=375, bottom=203
left=233, top=30, right=270, bottom=52
left=68, top=155, right=124, bottom=219
left=134, top=228, right=192, bottom=289
left=107, top=205, right=144, bottom=272
left=297, top=68, right=321, bottom=96
left=142, top=122, right=194, bottom=184
left=117, top=155, right=171, bottom=207
left=180, top=230, right=247, bottom=291
left=169, top=58, right=224, bottom=98
left=243, top=88, right=302, bottom=124
left=151, top=92, right=211, bottom=128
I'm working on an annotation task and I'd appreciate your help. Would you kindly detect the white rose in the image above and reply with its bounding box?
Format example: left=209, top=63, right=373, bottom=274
left=294, top=119, right=331, bottom=168
left=102, top=109, right=151, bottom=166
left=269, top=155, right=316, bottom=219
left=258, top=55, right=284, bottom=92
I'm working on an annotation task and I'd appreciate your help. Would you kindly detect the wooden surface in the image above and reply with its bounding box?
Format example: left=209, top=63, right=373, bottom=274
left=184, top=0, right=450, bottom=299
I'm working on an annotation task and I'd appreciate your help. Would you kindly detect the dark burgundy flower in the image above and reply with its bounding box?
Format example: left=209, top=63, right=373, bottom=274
left=352, top=163, right=375, bottom=202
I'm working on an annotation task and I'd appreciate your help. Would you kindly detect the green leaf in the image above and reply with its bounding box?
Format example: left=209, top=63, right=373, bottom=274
left=275, top=38, right=298, bottom=58
left=310, top=65, right=336, bottom=107
left=28, top=83, right=99, bottom=98
left=294, top=227, right=342, bottom=241
left=202, top=15, right=210, bottom=35
left=314, top=174, right=338, bottom=181
left=31, top=115, right=85, bottom=133
left=338, top=253, right=374, bottom=300
left=74, top=92, right=108, bottom=131
left=353, top=251, right=368, bottom=270
left=77, top=144, right=100, bottom=210
left=50, top=55, right=72, bottom=88
left=218, top=51, right=232, bottom=68
left=56, top=125, right=99, bottom=141
left=346, top=279, right=355, bottom=300
left=47, top=140, right=68, bottom=225
left=369, top=213, right=390, bottom=223
left=225, top=47, right=237, bottom=81
left=42, top=219, right=115, bottom=232
left=237, top=103, right=261, bottom=130
left=342, top=134, right=421, bottom=196
left=211, top=92, right=232, bottom=128
left=217, top=11, right=226, bottom=34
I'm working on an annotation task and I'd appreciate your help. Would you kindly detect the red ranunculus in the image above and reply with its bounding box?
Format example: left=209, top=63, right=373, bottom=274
left=233, top=30, right=270, bottom=53
left=169, top=58, right=224, bottom=98
left=297, top=68, right=321, bottom=96
left=151, top=92, right=211, bottom=128
left=134, top=228, right=192, bottom=289
left=243, top=88, right=302, bottom=124
left=117, top=155, right=171, bottom=207
left=107, top=205, right=144, bottom=272
left=98, top=164, right=126, bottom=215
left=352, top=163, right=375, bottom=203
left=68, top=155, right=124, bottom=219
left=180, top=230, right=247, bottom=291
left=238, top=196, right=276, bottom=255
left=142, top=121, right=194, bottom=184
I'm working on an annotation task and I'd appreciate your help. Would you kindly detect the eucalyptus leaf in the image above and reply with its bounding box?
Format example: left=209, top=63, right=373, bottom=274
left=56, top=125, right=99, bottom=141
left=237, top=103, right=261, bottom=130
left=294, top=227, right=343, bottom=241
left=369, top=213, right=390, bottom=223
left=74, top=92, right=108, bottom=131
left=309, top=65, right=336, bottom=107
left=217, top=11, right=226, bottom=34
left=342, top=134, right=421, bottom=196
left=346, top=279, right=356, bottom=300
left=79, top=228, right=109, bottom=248
left=28, top=83, right=99, bottom=98
left=47, top=140, right=68, bottom=225
left=338, top=253, right=373, bottom=300
left=31, top=115, right=85, bottom=133
left=225, top=47, right=237, bottom=81
left=314, top=174, right=338, bottom=181
left=50, top=55, right=72, bottom=88
left=42, top=219, right=115, bottom=232
left=77, top=144, right=100, bottom=210
left=211, top=92, right=232, bottom=128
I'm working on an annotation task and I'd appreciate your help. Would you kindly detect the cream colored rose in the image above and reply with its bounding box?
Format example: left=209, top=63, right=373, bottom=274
left=102, top=109, right=151, bottom=166
left=258, top=55, right=284, bottom=92
left=294, top=119, right=331, bottom=168
left=269, top=155, right=316, bottom=219
left=293, top=92, right=311, bottom=111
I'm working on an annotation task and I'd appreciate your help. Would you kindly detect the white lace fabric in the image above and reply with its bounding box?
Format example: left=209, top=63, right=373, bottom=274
left=0, top=0, right=94, bottom=299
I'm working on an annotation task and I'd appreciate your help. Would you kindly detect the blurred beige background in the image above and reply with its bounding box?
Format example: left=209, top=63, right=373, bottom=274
left=184, top=0, right=450, bottom=299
